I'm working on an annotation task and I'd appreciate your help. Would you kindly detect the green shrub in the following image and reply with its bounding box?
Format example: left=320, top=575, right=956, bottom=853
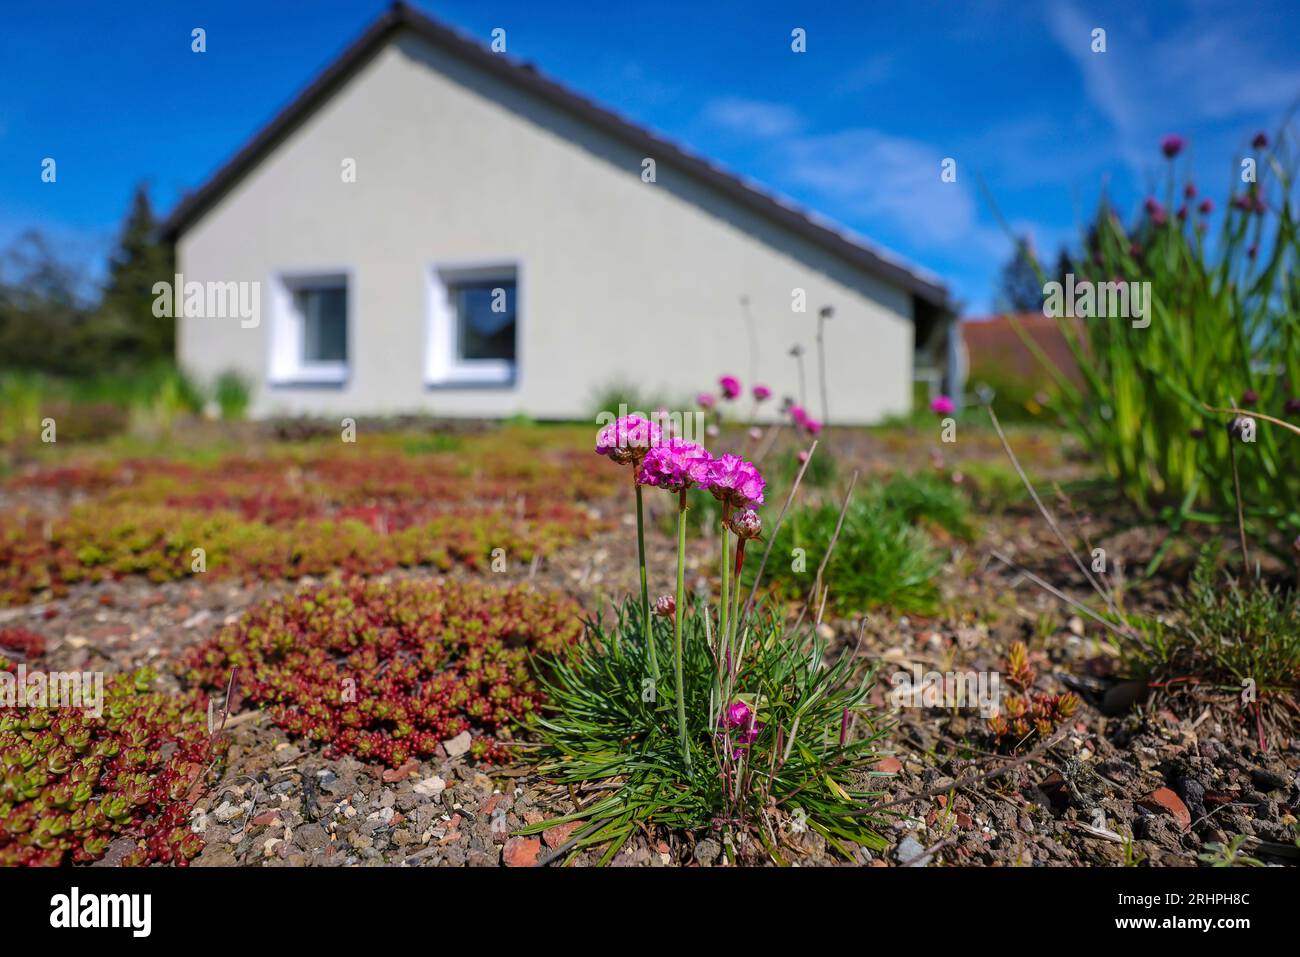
left=750, top=495, right=945, bottom=614
left=213, top=370, right=251, bottom=420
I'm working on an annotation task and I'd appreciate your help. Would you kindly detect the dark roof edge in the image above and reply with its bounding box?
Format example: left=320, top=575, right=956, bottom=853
left=160, top=2, right=950, bottom=309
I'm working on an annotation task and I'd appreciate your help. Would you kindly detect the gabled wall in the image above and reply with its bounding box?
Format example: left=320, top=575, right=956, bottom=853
left=178, top=31, right=916, bottom=423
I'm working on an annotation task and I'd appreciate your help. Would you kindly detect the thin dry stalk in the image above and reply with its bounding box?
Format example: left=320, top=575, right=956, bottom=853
left=986, top=405, right=1120, bottom=617
left=743, top=439, right=818, bottom=617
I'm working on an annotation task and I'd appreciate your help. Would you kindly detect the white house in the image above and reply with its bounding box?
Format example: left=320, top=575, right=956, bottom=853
left=162, top=3, right=956, bottom=424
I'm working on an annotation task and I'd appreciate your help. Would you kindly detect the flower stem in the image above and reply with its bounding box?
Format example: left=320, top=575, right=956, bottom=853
left=719, top=502, right=732, bottom=656
left=674, top=487, right=692, bottom=774
left=635, top=480, right=659, bottom=679
left=727, top=537, right=747, bottom=694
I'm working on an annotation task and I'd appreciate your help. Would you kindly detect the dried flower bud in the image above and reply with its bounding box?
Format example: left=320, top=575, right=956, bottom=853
left=654, top=594, right=675, bottom=618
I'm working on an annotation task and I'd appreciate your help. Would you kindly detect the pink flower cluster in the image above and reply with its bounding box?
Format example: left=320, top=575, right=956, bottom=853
left=930, top=394, right=956, bottom=416
left=638, top=437, right=714, bottom=493
left=789, top=404, right=822, bottom=436
left=595, top=414, right=663, bottom=465
left=598, top=416, right=766, bottom=505
left=719, top=375, right=741, bottom=400
left=707, top=454, right=765, bottom=509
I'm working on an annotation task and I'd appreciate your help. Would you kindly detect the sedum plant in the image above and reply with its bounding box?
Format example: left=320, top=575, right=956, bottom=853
left=0, top=667, right=217, bottom=867
left=182, top=577, right=582, bottom=767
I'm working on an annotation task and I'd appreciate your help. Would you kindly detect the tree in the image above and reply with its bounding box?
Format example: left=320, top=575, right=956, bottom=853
left=994, top=235, right=1046, bottom=313
left=88, top=184, right=175, bottom=368
left=0, top=232, right=94, bottom=376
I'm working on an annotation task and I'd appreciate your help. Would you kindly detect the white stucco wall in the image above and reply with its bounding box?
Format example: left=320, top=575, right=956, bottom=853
left=177, top=32, right=917, bottom=424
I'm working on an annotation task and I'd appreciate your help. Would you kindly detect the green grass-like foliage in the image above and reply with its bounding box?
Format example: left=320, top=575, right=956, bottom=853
left=525, top=601, right=890, bottom=865
left=873, top=470, right=976, bottom=540
left=1131, top=548, right=1300, bottom=700
left=750, top=473, right=972, bottom=615
left=1022, top=131, right=1300, bottom=540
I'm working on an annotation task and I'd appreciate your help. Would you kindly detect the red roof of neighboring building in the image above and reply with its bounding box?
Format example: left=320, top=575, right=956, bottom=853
left=962, top=314, right=1084, bottom=386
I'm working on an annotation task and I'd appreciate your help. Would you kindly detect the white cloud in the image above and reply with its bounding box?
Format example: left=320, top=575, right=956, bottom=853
left=776, top=128, right=1005, bottom=256
left=1046, top=0, right=1300, bottom=168
left=700, top=96, right=804, bottom=139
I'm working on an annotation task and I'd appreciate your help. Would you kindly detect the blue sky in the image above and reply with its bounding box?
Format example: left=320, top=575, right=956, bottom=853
left=2, top=0, right=1297, bottom=312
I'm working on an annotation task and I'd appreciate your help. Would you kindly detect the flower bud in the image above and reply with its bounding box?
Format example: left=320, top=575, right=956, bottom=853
left=654, top=594, right=675, bottom=618
left=727, top=509, right=762, bottom=540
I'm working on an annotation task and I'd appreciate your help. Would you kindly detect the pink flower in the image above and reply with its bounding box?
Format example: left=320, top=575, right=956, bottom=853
left=637, top=438, right=713, bottom=492
left=1198, top=199, right=1214, bottom=215
left=717, top=700, right=763, bottom=759
left=1184, top=182, right=1197, bottom=199
left=721, top=701, right=751, bottom=729
left=752, top=384, right=771, bottom=402
left=654, top=594, right=676, bottom=617
left=1161, top=135, right=1184, bottom=158
left=707, top=455, right=766, bottom=509
left=719, top=376, right=741, bottom=400
left=930, top=394, right=956, bottom=416
left=1253, top=131, right=1269, bottom=150
left=696, top=393, right=717, bottom=411
left=595, top=415, right=662, bottom=465
left=789, top=404, right=808, bottom=425
left=1144, top=197, right=1167, bottom=225
left=803, top=417, right=823, bottom=435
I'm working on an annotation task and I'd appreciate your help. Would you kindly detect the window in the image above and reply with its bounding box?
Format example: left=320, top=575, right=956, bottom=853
left=297, top=286, right=347, bottom=363
left=270, top=274, right=349, bottom=385
left=452, top=280, right=517, bottom=362
left=426, top=264, right=519, bottom=386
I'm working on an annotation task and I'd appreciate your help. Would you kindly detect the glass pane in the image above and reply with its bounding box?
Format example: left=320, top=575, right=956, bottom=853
left=455, top=281, right=516, bottom=361
left=297, top=286, right=347, bottom=363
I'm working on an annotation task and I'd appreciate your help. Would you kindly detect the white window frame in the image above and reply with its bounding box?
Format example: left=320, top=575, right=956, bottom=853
left=425, top=261, right=522, bottom=387
left=269, top=271, right=351, bottom=385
